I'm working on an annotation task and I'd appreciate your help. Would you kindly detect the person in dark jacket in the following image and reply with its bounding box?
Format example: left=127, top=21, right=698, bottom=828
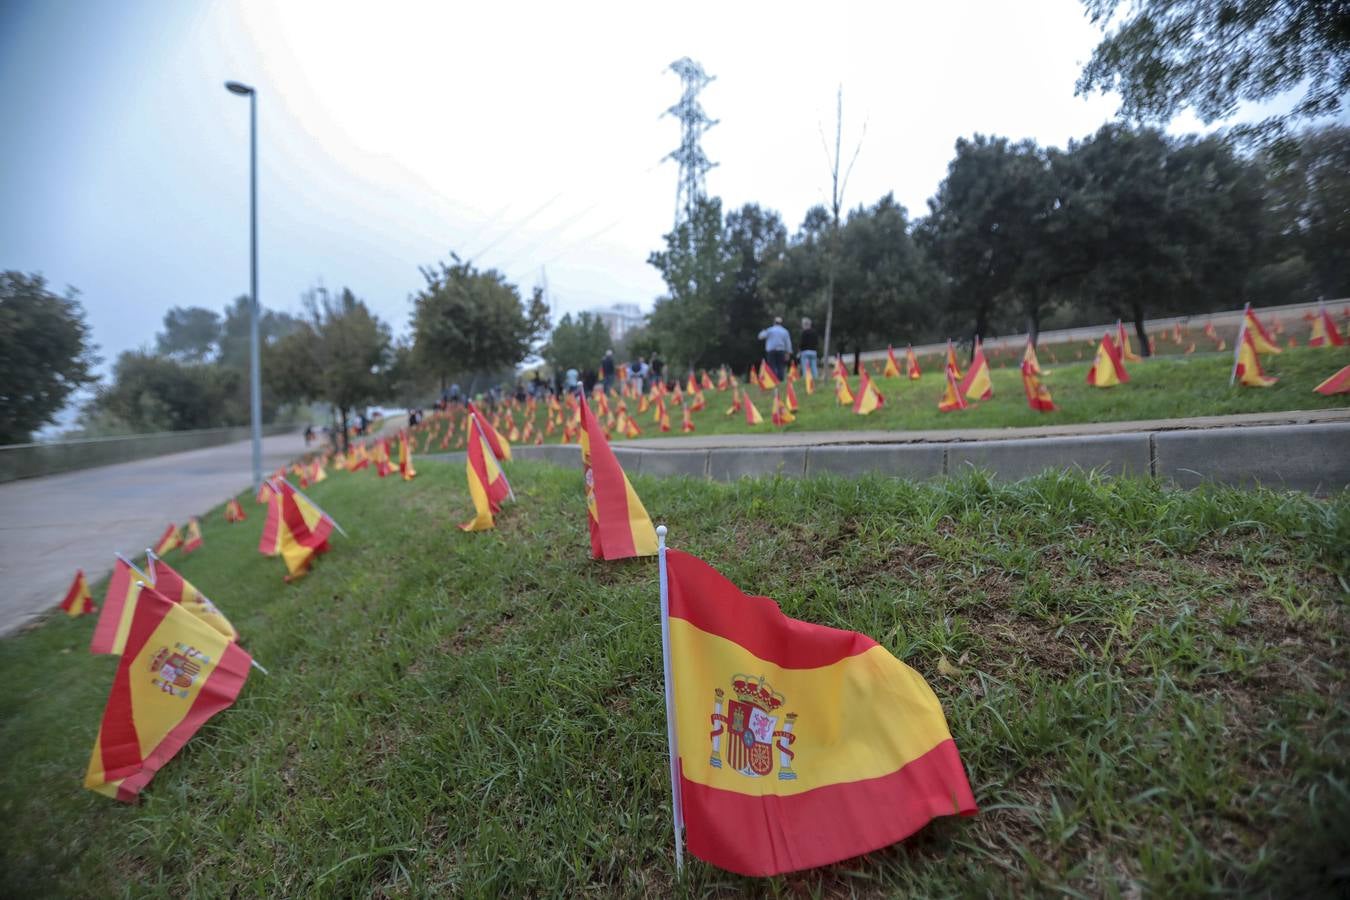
left=798, top=317, right=819, bottom=379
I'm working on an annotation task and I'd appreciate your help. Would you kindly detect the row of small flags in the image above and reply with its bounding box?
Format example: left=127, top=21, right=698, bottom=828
left=58, top=467, right=345, bottom=802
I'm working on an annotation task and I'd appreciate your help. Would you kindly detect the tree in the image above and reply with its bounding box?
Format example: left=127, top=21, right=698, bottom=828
left=271, top=287, right=392, bottom=451
left=647, top=197, right=733, bottom=369
left=0, top=272, right=100, bottom=443
left=91, top=351, right=235, bottom=432
left=542, top=312, right=612, bottom=374
left=1259, top=125, right=1350, bottom=298
left=919, top=136, right=1051, bottom=348
left=410, top=255, right=549, bottom=391
left=156, top=307, right=221, bottom=362
left=818, top=87, right=866, bottom=363
left=1077, top=0, right=1350, bottom=146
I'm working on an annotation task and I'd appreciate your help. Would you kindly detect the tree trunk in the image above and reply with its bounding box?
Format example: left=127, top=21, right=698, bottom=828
left=1132, top=303, right=1150, bottom=358
left=852, top=346, right=860, bottom=376
left=339, top=406, right=351, bottom=453
left=973, top=303, right=990, bottom=362
left=822, top=240, right=837, bottom=366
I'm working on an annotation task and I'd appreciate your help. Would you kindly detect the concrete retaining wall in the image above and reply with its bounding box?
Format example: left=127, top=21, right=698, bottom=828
left=483, top=422, right=1350, bottom=493
left=0, top=424, right=298, bottom=483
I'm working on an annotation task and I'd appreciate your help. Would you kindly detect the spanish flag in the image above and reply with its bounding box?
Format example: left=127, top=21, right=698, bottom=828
left=852, top=370, right=884, bottom=415
left=153, top=524, right=182, bottom=556
left=662, top=547, right=977, bottom=876
left=757, top=360, right=780, bottom=390
left=771, top=390, right=795, bottom=426
left=84, top=586, right=251, bottom=802
left=182, top=517, right=203, bottom=554
left=60, top=570, right=96, bottom=617
left=255, top=481, right=275, bottom=505
left=1086, top=333, right=1129, bottom=387
left=1243, top=303, right=1281, bottom=354
left=90, top=555, right=152, bottom=655
left=373, top=438, right=392, bottom=477
left=743, top=395, right=765, bottom=426
left=681, top=406, right=695, bottom=433
left=147, top=552, right=238, bottom=641
left=460, top=418, right=511, bottom=531
left=224, top=498, right=247, bottom=523
left=1309, top=301, right=1345, bottom=347
left=1232, top=326, right=1278, bottom=387
left=803, top=365, right=815, bottom=395
left=1116, top=320, right=1142, bottom=362
left=834, top=374, right=854, bottom=406
left=958, top=337, right=993, bottom=401
left=1022, top=339, right=1041, bottom=376
left=905, top=344, right=921, bottom=380
left=1021, top=361, right=1057, bottom=412
left=882, top=346, right=902, bottom=378
left=258, top=479, right=339, bottom=580
left=785, top=381, right=799, bottom=412
left=579, top=396, right=657, bottom=560
left=399, top=430, right=417, bottom=480
left=1314, top=365, right=1350, bottom=395
left=944, top=339, right=963, bottom=380
left=468, top=401, right=512, bottom=461
left=938, top=365, right=967, bottom=412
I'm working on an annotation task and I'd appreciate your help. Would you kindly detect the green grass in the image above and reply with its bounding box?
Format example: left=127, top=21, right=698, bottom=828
left=2, top=462, right=1348, bottom=896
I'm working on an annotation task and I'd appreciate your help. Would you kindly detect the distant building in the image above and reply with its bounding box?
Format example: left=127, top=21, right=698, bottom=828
left=588, top=303, right=645, bottom=342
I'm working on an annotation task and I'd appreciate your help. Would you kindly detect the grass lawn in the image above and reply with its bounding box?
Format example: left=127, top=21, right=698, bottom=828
left=2, top=461, right=1347, bottom=896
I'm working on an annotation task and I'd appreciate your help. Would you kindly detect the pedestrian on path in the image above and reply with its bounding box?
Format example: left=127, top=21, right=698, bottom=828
left=798, top=317, right=819, bottom=380
left=758, top=316, right=792, bottom=382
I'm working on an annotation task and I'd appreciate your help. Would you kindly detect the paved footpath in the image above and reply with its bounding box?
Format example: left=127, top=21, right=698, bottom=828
left=0, top=431, right=306, bottom=638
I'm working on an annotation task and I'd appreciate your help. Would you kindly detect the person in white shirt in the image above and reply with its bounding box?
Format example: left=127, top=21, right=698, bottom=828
left=758, top=317, right=792, bottom=381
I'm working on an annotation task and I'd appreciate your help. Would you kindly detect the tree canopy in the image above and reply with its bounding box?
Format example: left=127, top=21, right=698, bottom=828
left=0, top=272, right=99, bottom=443
left=1077, top=0, right=1350, bottom=145
left=541, top=312, right=611, bottom=374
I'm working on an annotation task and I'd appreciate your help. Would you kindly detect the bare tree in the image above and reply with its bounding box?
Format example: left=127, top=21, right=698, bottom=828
left=820, top=86, right=866, bottom=366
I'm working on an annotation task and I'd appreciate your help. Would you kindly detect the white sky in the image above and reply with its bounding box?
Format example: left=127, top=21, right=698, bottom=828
left=2, top=0, right=1223, bottom=375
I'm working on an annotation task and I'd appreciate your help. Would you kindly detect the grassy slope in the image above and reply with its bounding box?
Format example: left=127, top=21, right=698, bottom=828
left=464, top=347, right=1350, bottom=446
left=1, top=461, right=1347, bottom=897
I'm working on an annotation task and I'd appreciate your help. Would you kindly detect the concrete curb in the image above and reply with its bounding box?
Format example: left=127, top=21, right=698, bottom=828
left=431, top=420, right=1350, bottom=493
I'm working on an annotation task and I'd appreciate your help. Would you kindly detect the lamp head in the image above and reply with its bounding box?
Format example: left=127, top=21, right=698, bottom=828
left=225, top=81, right=255, bottom=96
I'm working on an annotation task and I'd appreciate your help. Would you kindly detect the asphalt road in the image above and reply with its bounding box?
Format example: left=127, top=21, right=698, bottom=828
left=0, top=430, right=306, bottom=637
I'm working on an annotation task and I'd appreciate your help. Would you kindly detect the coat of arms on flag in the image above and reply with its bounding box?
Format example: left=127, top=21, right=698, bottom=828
left=710, top=675, right=798, bottom=780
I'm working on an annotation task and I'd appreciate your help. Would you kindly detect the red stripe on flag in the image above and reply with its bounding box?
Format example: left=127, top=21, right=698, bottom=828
left=665, top=549, right=877, bottom=669
left=90, top=560, right=133, bottom=654
left=681, top=739, right=977, bottom=877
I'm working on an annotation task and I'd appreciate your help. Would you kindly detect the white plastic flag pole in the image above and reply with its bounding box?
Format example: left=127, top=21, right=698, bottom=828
left=250, top=659, right=270, bottom=676
left=657, top=525, right=685, bottom=873
left=1230, top=314, right=1249, bottom=386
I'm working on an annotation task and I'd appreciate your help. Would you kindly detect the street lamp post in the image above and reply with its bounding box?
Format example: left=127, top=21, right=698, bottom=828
left=225, top=80, right=263, bottom=491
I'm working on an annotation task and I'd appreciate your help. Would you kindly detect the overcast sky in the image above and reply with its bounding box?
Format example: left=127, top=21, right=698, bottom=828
left=2, top=0, right=1219, bottom=375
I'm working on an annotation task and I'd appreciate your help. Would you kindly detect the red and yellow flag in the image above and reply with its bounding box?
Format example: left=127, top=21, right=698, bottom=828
left=153, top=524, right=181, bottom=556
left=664, top=549, right=977, bottom=876
left=224, top=498, right=247, bottom=523
left=255, top=481, right=274, bottom=505
left=1243, top=304, right=1280, bottom=354
left=905, top=344, right=921, bottom=380
left=1309, top=302, right=1345, bottom=347
left=757, top=360, right=780, bottom=390
left=399, top=430, right=417, bottom=480
left=882, top=346, right=902, bottom=378
left=90, top=556, right=155, bottom=655
left=258, top=479, right=337, bottom=580
left=833, top=373, right=854, bottom=406
left=148, top=553, right=238, bottom=641
left=770, top=390, right=795, bottom=426
left=460, top=419, right=510, bottom=532
left=958, top=338, right=993, bottom=401
left=1233, top=327, right=1278, bottom=387
left=1313, top=365, right=1350, bottom=395
left=944, top=339, right=963, bottom=380
left=84, top=587, right=251, bottom=802
left=785, top=381, right=799, bottom=412
left=1086, top=333, right=1129, bottom=387
left=852, top=370, right=884, bottom=415
left=803, top=365, right=814, bottom=395
left=182, top=517, right=203, bottom=554
left=744, top=395, right=765, bottom=426
left=1021, top=361, right=1056, bottom=412
left=1022, top=339, right=1041, bottom=376
left=681, top=406, right=695, bottom=433
left=1116, top=320, right=1142, bottom=362
left=579, top=396, right=657, bottom=560
left=468, top=401, right=512, bottom=461
left=938, top=365, right=967, bottom=412
left=60, top=570, right=96, bottom=617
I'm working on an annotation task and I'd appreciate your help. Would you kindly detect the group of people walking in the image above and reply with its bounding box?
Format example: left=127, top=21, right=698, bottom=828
left=758, top=316, right=819, bottom=382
